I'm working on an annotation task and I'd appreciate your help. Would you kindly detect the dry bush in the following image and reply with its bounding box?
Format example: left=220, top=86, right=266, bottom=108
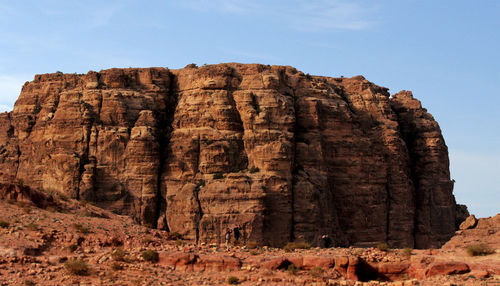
left=309, top=266, right=324, bottom=278
left=72, top=223, right=90, bottom=234
left=283, top=242, right=311, bottom=252
left=227, top=276, right=239, bottom=284
left=377, top=243, right=389, bottom=251
left=287, top=264, right=300, bottom=275
left=68, top=244, right=78, bottom=252
left=170, top=232, right=183, bottom=240
left=141, top=249, right=159, bottom=263
left=0, top=220, right=10, bottom=228
left=142, top=235, right=154, bottom=244
left=26, top=222, right=39, bottom=231
left=64, top=259, right=90, bottom=276
left=111, top=248, right=126, bottom=261
left=402, top=248, right=412, bottom=257
left=466, top=243, right=494, bottom=256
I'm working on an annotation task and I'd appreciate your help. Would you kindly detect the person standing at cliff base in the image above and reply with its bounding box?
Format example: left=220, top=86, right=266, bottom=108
left=321, top=234, right=332, bottom=248
left=225, top=228, right=232, bottom=248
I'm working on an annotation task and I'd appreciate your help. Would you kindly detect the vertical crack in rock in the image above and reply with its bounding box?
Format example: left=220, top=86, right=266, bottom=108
left=289, top=87, right=298, bottom=243
left=385, top=181, right=391, bottom=243
left=155, top=70, right=178, bottom=230
left=76, top=92, right=95, bottom=200
left=195, top=136, right=203, bottom=243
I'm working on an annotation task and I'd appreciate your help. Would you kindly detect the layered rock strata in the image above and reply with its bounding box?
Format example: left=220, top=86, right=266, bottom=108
left=0, top=63, right=458, bottom=248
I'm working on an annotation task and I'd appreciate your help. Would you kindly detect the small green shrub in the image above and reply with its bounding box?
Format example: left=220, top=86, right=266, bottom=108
left=227, top=276, right=239, bottom=284
left=111, top=248, right=126, bottom=261
left=309, top=266, right=324, bottom=278
left=141, top=249, right=159, bottom=263
left=287, top=264, right=300, bottom=275
left=466, top=243, right=494, bottom=256
left=170, top=231, right=183, bottom=240
left=402, top=248, right=412, bottom=257
left=68, top=244, right=78, bottom=252
left=283, top=242, right=311, bottom=252
left=0, top=220, right=10, bottom=228
left=143, top=223, right=154, bottom=229
left=142, top=235, right=154, bottom=244
left=22, top=205, right=32, bottom=214
left=64, top=259, right=90, bottom=276
left=26, top=222, right=39, bottom=231
left=249, top=167, right=260, bottom=173
left=377, top=243, right=389, bottom=251
left=72, top=223, right=90, bottom=234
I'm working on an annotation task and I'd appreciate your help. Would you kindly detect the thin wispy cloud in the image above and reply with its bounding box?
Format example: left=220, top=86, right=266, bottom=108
left=179, top=0, right=376, bottom=31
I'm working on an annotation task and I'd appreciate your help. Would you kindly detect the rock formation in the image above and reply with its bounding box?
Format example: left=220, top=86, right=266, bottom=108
left=443, top=213, right=500, bottom=250
left=0, top=63, right=460, bottom=248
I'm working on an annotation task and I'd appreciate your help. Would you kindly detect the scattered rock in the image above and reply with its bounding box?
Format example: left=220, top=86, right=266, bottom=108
left=459, top=215, right=478, bottom=230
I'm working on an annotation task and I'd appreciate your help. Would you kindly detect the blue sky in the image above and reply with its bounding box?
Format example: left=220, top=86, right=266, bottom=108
left=0, top=0, right=498, bottom=217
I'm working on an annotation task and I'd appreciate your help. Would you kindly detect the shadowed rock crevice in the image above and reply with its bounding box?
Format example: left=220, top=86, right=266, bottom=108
left=390, top=91, right=456, bottom=248
left=155, top=71, right=178, bottom=230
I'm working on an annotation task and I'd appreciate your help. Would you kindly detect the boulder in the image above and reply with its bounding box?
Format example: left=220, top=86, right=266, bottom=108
left=459, top=215, right=478, bottom=230
left=425, top=262, right=470, bottom=277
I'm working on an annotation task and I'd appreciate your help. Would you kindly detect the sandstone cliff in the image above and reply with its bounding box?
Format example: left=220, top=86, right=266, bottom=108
left=0, top=63, right=459, bottom=248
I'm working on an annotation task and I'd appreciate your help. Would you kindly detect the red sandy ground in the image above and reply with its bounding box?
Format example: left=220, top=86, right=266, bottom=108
left=0, top=199, right=498, bottom=286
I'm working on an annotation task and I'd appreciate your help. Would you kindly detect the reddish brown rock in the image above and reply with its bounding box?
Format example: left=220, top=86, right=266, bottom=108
left=347, top=256, right=360, bottom=280
left=425, top=261, right=470, bottom=277
left=391, top=91, right=457, bottom=248
left=443, top=213, right=500, bottom=250
left=194, top=254, right=241, bottom=271
left=158, top=252, right=198, bottom=271
left=302, top=255, right=334, bottom=270
left=0, top=175, right=55, bottom=208
left=260, top=256, right=290, bottom=270
left=0, top=63, right=460, bottom=248
left=459, top=215, right=478, bottom=230
left=375, top=262, right=411, bottom=280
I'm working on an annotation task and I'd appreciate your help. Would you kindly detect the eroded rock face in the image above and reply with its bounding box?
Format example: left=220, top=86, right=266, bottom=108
left=0, top=63, right=459, bottom=248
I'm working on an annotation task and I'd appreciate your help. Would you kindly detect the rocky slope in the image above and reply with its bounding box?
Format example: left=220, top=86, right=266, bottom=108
left=0, top=196, right=497, bottom=286
left=0, top=63, right=459, bottom=248
left=443, top=214, right=500, bottom=250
